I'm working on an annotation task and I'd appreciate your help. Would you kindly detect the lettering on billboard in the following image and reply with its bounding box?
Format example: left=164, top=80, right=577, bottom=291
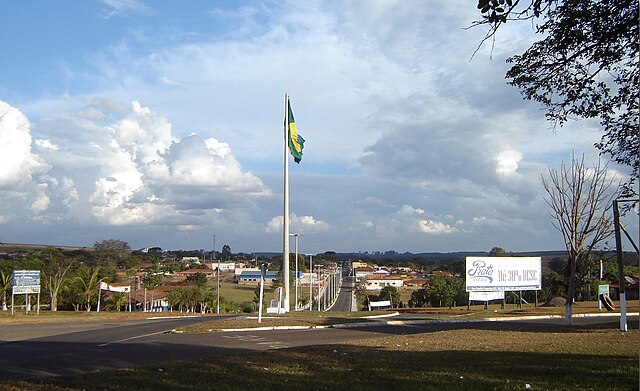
left=466, top=257, right=541, bottom=292
left=12, top=270, right=41, bottom=294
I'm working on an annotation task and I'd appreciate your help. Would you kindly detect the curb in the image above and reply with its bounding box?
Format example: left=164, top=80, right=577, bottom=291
left=216, top=312, right=639, bottom=332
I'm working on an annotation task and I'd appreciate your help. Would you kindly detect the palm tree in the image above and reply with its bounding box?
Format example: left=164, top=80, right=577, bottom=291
left=0, top=271, right=12, bottom=311
left=75, top=266, right=103, bottom=311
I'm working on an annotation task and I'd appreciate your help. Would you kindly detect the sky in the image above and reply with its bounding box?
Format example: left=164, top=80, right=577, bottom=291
left=0, top=0, right=636, bottom=254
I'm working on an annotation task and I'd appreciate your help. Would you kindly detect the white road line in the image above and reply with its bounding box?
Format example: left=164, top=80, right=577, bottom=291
left=98, top=330, right=170, bottom=347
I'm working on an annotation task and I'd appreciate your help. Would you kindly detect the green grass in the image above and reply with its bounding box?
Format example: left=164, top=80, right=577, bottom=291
left=1, top=322, right=637, bottom=391
left=218, top=281, right=257, bottom=304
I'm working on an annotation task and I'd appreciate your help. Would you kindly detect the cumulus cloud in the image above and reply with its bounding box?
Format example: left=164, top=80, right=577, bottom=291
left=266, top=214, right=330, bottom=234
left=1, top=98, right=270, bottom=230
left=0, top=101, right=49, bottom=189
left=87, top=101, right=271, bottom=225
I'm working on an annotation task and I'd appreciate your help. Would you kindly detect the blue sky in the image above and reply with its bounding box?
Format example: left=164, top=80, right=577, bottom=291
left=0, top=0, right=636, bottom=254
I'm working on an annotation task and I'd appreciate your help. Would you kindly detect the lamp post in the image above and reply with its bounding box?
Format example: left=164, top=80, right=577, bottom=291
left=289, top=233, right=301, bottom=311
left=213, top=234, right=219, bottom=315
left=316, top=264, right=322, bottom=311
left=308, top=254, right=314, bottom=312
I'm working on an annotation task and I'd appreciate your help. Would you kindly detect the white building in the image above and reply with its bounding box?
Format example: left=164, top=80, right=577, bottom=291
left=365, top=277, right=404, bottom=291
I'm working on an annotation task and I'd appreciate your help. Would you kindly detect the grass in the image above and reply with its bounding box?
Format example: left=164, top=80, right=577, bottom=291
left=217, top=281, right=256, bottom=304
left=1, top=321, right=637, bottom=391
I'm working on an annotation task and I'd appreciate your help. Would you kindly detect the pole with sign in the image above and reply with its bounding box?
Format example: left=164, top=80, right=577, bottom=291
left=11, top=270, right=41, bottom=315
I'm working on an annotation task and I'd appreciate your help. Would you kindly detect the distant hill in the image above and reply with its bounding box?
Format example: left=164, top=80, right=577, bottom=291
left=0, top=242, right=93, bottom=252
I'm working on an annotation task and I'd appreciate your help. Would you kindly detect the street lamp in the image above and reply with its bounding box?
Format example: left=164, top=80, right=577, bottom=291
left=213, top=234, right=220, bottom=315
left=308, top=254, right=314, bottom=312
left=289, top=233, right=302, bottom=311
left=315, top=264, right=322, bottom=311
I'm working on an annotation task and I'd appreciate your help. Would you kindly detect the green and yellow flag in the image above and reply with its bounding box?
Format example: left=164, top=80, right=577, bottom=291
left=287, top=100, right=305, bottom=163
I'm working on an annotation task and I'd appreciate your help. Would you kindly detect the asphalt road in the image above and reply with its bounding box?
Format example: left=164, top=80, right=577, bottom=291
left=1, top=313, right=635, bottom=381
left=328, top=267, right=355, bottom=312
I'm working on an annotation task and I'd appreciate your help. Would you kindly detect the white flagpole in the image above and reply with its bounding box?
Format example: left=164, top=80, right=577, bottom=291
left=282, top=93, right=291, bottom=312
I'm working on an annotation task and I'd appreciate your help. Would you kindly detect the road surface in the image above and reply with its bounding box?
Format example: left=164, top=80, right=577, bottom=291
left=1, top=312, right=635, bottom=381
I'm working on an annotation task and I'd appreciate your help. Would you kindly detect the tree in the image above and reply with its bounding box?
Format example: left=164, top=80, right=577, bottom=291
left=221, top=245, right=232, bottom=261
left=379, top=286, right=401, bottom=308
left=473, top=0, right=639, bottom=197
left=186, top=272, right=209, bottom=288
left=408, top=288, right=429, bottom=308
left=141, top=271, right=163, bottom=312
left=41, top=248, right=74, bottom=311
left=75, top=265, right=104, bottom=311
left=489, top=247, right=507, bottom=257
left=542, top=155, right=618, bottom=325
left=427, top=275, right=467, bottom=308
left=94, top=239, right=132, bottom=268
left=0, top=270, right=12, bottom=311
left=353, top=279, right=369, bottom=310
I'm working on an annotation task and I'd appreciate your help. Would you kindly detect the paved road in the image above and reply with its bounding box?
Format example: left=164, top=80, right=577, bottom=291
left=0, top=314, right=635, bottom=381
left=328, top=266, right=355, bottom=312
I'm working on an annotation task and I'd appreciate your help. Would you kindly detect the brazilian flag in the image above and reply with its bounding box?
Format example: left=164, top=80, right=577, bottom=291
left=287, top=100, right=305, bottom=163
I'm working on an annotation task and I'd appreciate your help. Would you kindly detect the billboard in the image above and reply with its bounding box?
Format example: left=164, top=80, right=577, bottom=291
left=12, top=270, right=41, bottom=294
left=465, top=257, right=541, bottom=292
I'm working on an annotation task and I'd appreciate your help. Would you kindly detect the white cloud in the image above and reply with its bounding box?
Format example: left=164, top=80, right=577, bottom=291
left=266, top=214, right=330, bottom=234
left=495, top=150, right=523, bottom=176
left=0, top=101, right=49, bottom=189
left=34, top=139, right=59, bottom=151
left=100, top=0, right=151, bottom=19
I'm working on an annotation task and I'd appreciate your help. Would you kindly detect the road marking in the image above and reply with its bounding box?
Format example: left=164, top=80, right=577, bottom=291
left=98, top=330, right=170, bottom=347
left=221, top=334, right=290, bottom=349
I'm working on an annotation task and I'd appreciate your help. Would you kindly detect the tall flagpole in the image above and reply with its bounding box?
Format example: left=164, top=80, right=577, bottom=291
left=282, top=93, right=290, bottom=312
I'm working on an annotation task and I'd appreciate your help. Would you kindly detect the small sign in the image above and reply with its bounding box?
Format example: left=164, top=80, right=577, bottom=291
left=598, top=284, right=609, bottom=296
left=469, top=290, right=505, bottom=301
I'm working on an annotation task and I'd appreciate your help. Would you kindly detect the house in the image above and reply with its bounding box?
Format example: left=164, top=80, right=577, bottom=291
left=354, top=267, right=374, bottom=279
left=237, top=270, right=279, bottom=287
left=352, top=261, right=368, bottom=268
left=372, top=268, right=390, bottom=276
left=209, top=262, right=236, bottom=271
left=365, top=276, right=404, bottom=291
left=403, top=278, right=428, bottom=289
left=610, top=276, right=639, bottom=300
left=235, top=267, right=260, bottom=280
left=175, top=269, right=216, bottom=278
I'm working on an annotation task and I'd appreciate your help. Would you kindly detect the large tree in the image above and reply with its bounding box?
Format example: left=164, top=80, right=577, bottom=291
left=542, top=155, right=618, bottom=325
left=94, top=239, right=132, bottom=268
left=41, top=248, right=75, bottom=311
left=473, top=0, right=639, bottom=197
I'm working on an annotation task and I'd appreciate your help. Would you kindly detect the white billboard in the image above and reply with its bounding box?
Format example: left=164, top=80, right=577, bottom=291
left=12, top=270, right=41, bottom=294
left=465, top=257, right=541, bottom=292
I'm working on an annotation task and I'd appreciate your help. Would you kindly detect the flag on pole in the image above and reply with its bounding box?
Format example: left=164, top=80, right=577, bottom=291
left=287, top=99, right=305, bottom=163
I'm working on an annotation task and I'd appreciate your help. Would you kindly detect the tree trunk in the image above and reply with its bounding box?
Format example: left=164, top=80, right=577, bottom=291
left=564, top=257, right=577, bottom=326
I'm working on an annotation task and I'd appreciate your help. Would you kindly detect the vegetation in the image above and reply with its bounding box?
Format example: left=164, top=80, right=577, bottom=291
left=472, top=0, right=639, bottom=198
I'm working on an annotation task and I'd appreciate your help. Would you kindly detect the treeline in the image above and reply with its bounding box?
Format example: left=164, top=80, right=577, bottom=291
left=353, top=253, right=639, bottom=310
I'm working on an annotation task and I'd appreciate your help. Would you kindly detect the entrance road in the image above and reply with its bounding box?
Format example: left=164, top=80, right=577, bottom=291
left=0, top=314, right=635, bottom=381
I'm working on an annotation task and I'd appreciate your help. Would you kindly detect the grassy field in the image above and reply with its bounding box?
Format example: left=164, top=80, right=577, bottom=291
left=0, top=320, right=637, bottom=391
